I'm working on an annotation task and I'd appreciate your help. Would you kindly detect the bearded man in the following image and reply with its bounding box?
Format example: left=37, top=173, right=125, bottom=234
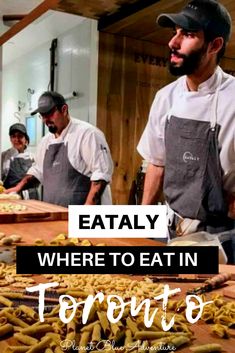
left=137, top=0, right=235, bottom=263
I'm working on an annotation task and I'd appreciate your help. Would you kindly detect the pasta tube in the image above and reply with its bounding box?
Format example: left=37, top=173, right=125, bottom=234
left=190, top=343, right=222, bottom=352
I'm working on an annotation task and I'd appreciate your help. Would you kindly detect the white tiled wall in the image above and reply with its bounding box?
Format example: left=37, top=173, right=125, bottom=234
left=2, top=41, right=50, bottom=153
left=56, top=19, right=98, bottom=125
left=1, top=18, right=98, bottom=154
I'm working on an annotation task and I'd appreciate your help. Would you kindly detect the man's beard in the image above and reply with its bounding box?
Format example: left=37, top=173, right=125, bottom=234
left=48, top=125, right=58, bottom=134
left=168, top=44, right=208, bottom=76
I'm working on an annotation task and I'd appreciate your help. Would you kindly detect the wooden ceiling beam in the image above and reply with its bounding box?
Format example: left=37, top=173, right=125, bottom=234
left=98, top=0, right=161, bottom=31
left=0, top=0, right=61, bottom=46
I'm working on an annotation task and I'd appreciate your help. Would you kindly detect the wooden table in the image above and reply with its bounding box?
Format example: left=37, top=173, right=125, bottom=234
left=0, top=221, right=234, bottom=352
left=0, top=200, right=68, bottom=223
left=0, top=220, right=164, bottom=246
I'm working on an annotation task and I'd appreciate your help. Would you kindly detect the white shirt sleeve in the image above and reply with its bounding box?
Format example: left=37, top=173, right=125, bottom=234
left=137, top=92, right=167, bottom=166
left=79, top=128, right=113, bottom=182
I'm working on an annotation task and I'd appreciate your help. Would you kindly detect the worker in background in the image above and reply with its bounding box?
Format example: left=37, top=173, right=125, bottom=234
left=4, top=91, right=113, bottom=206
left=137, top=0, right=235, bottom=262
left=1, top=123, right=38, bottom=199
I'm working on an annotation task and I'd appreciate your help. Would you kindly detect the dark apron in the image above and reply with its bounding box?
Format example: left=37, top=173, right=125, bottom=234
left=4, top=157, right=38, bottom=200
left=43, top=142, right=91, bottom=207
left=164, top=115, right=234, bottom=262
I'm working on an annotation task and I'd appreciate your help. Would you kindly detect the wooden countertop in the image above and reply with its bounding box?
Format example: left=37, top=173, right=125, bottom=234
left=0, top=199, right=68, bottom=223
left=0, top=221, right=234, bottom=352
left=0, top=220, right=164, bottom=246
left=0, top=279, right=234, bottom=352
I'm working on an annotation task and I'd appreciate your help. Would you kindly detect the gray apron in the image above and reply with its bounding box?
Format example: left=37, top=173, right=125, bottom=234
left=43, top=142, right=91, bottom=207
left=4, top=157, right=38, bottom=200
left=164, top=76, right=233, bottom=235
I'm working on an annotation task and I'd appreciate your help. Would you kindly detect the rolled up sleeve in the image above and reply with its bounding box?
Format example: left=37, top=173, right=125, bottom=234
left=137, top=93, right=167, bottom=166
left=81, top=129, right=113, bottom=182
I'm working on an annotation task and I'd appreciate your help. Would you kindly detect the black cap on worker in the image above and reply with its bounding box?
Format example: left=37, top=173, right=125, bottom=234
left=157, top=0, right=232, bottom=43
left=31, top=91, right=66, bottom=115
left=9, top=123, right=30, bottom=143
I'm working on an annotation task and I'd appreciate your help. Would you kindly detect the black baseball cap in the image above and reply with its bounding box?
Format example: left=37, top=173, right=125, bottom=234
left=157, top=0, right=232, bottom=42
left=31, top=91, right=66, bottom=115
left=9, top=123, right=29, bottom=142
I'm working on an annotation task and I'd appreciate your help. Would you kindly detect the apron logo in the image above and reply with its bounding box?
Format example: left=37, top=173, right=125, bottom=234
left=183, top=152, right=200, bottom=163
left=52, top=161, right=60, bottom=167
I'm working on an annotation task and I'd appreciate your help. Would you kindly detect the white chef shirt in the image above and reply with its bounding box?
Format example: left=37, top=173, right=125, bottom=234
left=28, top=118, right=113, bottom=204
left=137, top=66, right=235, bottom=193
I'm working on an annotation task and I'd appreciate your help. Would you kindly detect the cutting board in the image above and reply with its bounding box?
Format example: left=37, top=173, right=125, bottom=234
left=0, top=200, right=68, bottom=223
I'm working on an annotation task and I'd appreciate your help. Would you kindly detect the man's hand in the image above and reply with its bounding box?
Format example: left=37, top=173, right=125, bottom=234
left=3, top=187, right=19, bottom=194
left=85, top=180, right=107, bottom=205
left=3, top=175, right=36, bottom=196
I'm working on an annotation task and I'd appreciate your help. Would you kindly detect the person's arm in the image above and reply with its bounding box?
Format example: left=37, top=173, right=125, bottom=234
left=78, top=128, right=113, bottom=205
left=85, top=180, right=107, bottom=205
left=3, top=174, right=38, bottom=194
left=227, top=193, right=235, bottom=219
left=142, top=163, right=164, bottom=205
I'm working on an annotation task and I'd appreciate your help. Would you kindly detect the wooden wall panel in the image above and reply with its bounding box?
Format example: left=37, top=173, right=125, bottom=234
left=97, top=32, right=173, bottom=204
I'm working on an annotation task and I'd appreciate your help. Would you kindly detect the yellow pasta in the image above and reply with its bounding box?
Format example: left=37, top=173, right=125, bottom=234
left=43, top=317, right=60, bottom=323
left=13, top=332, right=38, bottom=345
left=135, top=331, right=168, bottom=340
left=3, top=346, right=29, bottom=353
left=80, top=320, right=100, bottom=333
left=54, top=347, right=64, bottom=353
left=45, top=332, right=61, bottom=345
left=190, top=343, right=222, bottom=352
left=211, top=323, right=230, bottom=338
left=0, top=295, right=13, bottom=307
left=91, top=323, right=101, bottom=343
left=0, top=323, right=13, bottom=337
left=51, top=321, right=65, bottom=335
left=124, top=328, right=133, bottom=346
left=170, top=335, right=190, bottom=348
left=80, top=239, right=92, bottom=246
left=138, top=340, right=149, bottom=353
left=0, top=316, right=7, bottom=326
left=66, top=319, right=76, bottom=340
left=21, top=324, right=53, bottom=335
left=65, top=290, right=90, bottom=297
left=44, top=305, right=60, bottom=318
left=8, top=235, right=22, bottom=243
left=45, top=348, right=54, bottom=353
left=18, top=305, right=38, bottom=320
left=34, top=239, right=46, bottom=245
left=201, top=309, right=214, bottom=322
left=55, top=233, right=67, bottom=240
left=0, top=292, right=24, bottom=299
left=126, top=317, right=138, bottom=334
left=26, top=336, right=52, bottom=353
left=150, top=337, right=174, bottom=352
left=0, top=252, right=233, bottom=353
left=97, top=311, right=111, bottom=336
left=0, top=311, right=29, bottom=328
left=79, top=331, right=90, bottom=353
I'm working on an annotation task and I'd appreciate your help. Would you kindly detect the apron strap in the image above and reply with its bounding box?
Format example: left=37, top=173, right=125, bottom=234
left=210, top=68, right=223, bottom=129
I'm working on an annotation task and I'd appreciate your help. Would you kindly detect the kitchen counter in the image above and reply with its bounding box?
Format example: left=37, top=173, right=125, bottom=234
left=0, top=220, right=165, bottom=246
left=0, top=221, right=234, bottom=352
